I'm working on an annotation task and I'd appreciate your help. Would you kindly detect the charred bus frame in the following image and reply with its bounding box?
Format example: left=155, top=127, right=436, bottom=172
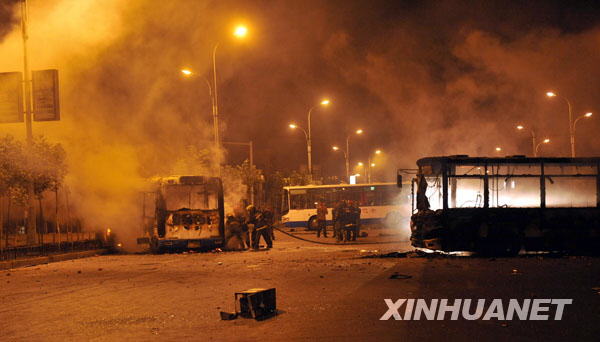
left=408, top=156, right=600, bottom=255
left=138, top=176, right=225, bottom=253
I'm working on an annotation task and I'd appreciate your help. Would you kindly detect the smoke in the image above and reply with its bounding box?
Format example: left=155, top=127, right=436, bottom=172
left=0, top=0, right=239, bottom=248
left=0, top=0, right=599, bottom=245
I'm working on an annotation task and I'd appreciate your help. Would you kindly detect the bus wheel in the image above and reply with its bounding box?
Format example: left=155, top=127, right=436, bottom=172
left=307, top=216, right=319, bottom=231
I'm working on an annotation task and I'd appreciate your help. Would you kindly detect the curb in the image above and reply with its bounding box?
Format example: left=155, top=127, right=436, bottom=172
left=0, top=249, right=108, bottom=270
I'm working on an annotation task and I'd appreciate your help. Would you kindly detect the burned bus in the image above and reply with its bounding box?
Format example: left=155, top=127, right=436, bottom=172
left=407, top=156, right=600, bottom=255
left=138, top=176, right=225, bottom=253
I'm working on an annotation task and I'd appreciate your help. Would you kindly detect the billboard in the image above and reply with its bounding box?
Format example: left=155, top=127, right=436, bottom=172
left=32, top=69, right=60, bottom=121
left=0, top=72, right=24, bottom=123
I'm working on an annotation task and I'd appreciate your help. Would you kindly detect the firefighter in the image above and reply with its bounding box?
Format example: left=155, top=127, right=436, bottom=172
left=247, top=205, right=273, bottom=250
left=334, top=200, right=348, bottom=242
left=262, top=207, right=276, bottom=242
left=348, top=200, right=361, bottom=241
left=225, top=214, right=249, bottom=250
left=316, top=201, right=328, bottom=238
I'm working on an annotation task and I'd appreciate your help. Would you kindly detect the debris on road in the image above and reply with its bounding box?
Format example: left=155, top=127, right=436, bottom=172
left=389, top=272, right=412, bottom=280
left=220, top=312, right=237, bottom=320
left=233, top=288, right=277, bottom=321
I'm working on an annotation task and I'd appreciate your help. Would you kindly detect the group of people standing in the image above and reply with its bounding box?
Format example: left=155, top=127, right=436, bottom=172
left=225, top=205, right=274, bottom=250
left=316, top=200, right=361, bottom=242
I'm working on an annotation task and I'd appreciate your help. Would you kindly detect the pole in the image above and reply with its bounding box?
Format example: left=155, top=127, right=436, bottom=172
left=21, top=0, right=36, bottom=245
left=345, top=136, right=350, bottom=183
left=307, top=107, right=315, bottom=179
left=566, top=98, right=575, bottom=157
left=55, top=187, right=60, bottom=250
left=368, top=157, right=372, bottom=184
left=249, top=141, right=254, bottom=204
left=531, top=130, right=537, bottom=157
left=212, top=43, right=221, bottom=173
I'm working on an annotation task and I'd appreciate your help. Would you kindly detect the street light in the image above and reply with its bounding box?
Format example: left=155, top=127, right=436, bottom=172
left=332, top=145, right=347, bottom=181
left=546, top=90, right=576, bottom=157
left=303, top=98, right=331, bottom=180
left=180, top=68, right=215, bottom=118
left=289, top=122, right=310, bottom=174
left=535, top=138, right=550, bottom=156
left=516, top=124, right=538, bottom=157
left=343, top=129, right=363, bottom=183
left=211, top=25, right=250, bottom=171
left=495, top=147, right=502, bottom=152
left=233, top=25, right=248, bottom=38
left=573, top=112, right=593, bottom=154
left=367, top=148, right=382, bottom=183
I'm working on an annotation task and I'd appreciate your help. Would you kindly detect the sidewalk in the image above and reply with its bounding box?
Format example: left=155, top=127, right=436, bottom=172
left=0, top=249, right=107, bottom=270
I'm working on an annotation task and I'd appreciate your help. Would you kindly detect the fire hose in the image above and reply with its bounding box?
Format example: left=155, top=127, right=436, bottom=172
left=272, top=224, right=408, bottom=246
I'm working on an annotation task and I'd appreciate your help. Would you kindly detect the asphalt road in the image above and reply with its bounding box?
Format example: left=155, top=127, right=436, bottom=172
left=1, top=229, right=599, bottom=341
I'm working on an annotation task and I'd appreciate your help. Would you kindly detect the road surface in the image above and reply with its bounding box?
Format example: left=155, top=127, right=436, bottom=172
left=1, top=228, right=599, bottom=341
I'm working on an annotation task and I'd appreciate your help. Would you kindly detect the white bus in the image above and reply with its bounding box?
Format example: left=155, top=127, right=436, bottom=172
left=281, top=183, right=411, bottom=229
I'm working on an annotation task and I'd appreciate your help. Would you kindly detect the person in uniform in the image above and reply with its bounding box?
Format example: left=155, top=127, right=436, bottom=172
left=262, top=207, right=275, bottom=242
left=316, top=201, right=328, bottom=238
left=225, top=214, right=248, bottom=250
left=247, top=205, right=273, bottom=250
left=348, top=200, right=362, bottom=241
left=335, top=200, right=348, bottom=242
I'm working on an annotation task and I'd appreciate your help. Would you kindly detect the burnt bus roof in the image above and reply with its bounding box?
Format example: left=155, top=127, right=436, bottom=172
left=417, top=155, right=600, bottom=167
left=152, top=175, right=222, bottom=185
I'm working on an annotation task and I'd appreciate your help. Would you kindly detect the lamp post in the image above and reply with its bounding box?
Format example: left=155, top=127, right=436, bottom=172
left=211, top=25, right=249, bottom=171
left=573, top=112, right=593, bottom=155
left=332, top=145, right=346, bottom=182
left=289, top=123, right=310, bottom=175
left=546, top=91, right=576, bottom=157
left=535, top=138, right=550, bottom=156
left=357, top=162, right=365, bottom=183
left=516, top=125, right=538, bottom=157
left=305, top=99, right=330, bottom=179
left=344, top=129, right=363, bottom=182
left=181, top=68, right=215, bottom=120
left=367, top=149, right=381, bottom=183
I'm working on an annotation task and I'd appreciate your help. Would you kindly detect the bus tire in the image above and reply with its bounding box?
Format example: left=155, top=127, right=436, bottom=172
left=307, top=216, right=319, bottom=231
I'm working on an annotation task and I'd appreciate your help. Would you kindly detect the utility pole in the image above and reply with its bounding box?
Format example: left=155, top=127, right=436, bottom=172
left=212, top=44, right=221, bottom=174
left=21, top=0, right=37, bottom=244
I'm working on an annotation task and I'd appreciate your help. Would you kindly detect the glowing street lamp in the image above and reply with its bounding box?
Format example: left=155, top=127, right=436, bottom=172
left=516, top=124, right=538, bottom=157
left=233, top=25, right=248, bottom=38
left=367, top=148, right=382, bottom=183
left=210, top=24, right=250, bottom=171
left=546, top=90, right=577, bottom=157
left=180, top=67, right=215, bottom=150
left=573, top=112, right=593, bottom=147
left=495, top=147, right=502, bottom=152
left=344, top=129, right=364, bottom=183
left=535, top=138, right=550, bottom=156
left=303, top=98, right=332, bottom=180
